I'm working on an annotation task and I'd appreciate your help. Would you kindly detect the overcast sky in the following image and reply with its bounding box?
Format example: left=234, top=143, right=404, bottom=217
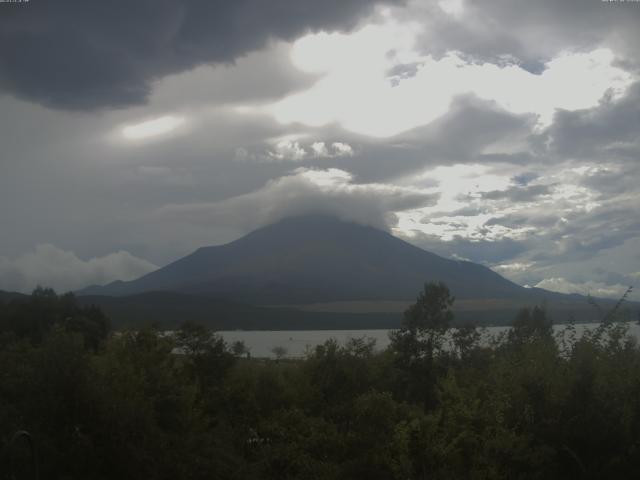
left=1, top=0, right=639, bottom=299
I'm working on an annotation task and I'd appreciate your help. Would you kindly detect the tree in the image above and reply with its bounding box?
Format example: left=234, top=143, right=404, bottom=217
left=389, top=282, right=455, bottom=407
left=508, top=306, right=553, bottom=345
left=231, top=340, right=249, bottom=358
left=174, top=321, right=235, bottom=390
left=0, top=288, right=109, bottom=350
left=451, top=324, right=480, bottom=359
left=271, top=345, right=288, bottom=361
left=390, top=281, right=455, bottom=363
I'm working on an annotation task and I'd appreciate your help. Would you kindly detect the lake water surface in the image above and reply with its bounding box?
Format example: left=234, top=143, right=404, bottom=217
left=219, top=323, right=640, bottom=359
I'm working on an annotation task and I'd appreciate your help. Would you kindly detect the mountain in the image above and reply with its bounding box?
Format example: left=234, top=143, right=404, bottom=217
left=77, top=215, right=637, bottom=327
left=80, top=215, right=536, bottom=303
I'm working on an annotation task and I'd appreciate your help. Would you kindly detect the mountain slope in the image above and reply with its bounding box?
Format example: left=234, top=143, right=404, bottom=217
left=80, top=215, right=529, bottom=303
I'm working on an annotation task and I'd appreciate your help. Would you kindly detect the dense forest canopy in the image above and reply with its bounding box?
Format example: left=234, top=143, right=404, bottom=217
left=1, top=284, right=639, bottom=479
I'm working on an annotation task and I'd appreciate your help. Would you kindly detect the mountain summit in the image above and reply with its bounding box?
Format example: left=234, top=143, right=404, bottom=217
left=80, top=215, right=527, bottom=303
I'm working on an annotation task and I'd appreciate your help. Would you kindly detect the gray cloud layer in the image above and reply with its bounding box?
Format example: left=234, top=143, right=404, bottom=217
left=157, top=167, right=439, bottom=233
left=0, top=0, right=401, bottom=109
left=397, top=0, right=640, bottom=71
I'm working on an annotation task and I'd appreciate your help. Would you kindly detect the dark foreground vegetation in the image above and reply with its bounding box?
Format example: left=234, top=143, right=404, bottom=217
left=1, top=285, right=639, bottom=479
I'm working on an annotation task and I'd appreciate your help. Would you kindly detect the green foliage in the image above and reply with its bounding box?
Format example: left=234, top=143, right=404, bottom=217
left=403, top=281, right=455, bottom=332
left=389, top=281, right=455, bottom=407
left=451, top=323, right=481, bottom=359
left=508, top=306, right=553, bottom=346
left=175, top=321, right=235, bottom=389
left=3, top=285, right=640, bottom=479
left=0, top=287, right=109, bottom=350
left=390, top=281, right=455, bottom=362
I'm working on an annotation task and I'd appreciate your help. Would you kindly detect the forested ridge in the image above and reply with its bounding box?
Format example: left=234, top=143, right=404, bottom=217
left=1, top=285, right=640, bottom=479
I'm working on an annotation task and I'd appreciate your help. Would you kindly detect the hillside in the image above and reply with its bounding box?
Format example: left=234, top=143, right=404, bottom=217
left=77, top=291, right=624, bottom=329
left=0, top=290, right=27, bottom=303
left=76, top=291, right=400, bottom=330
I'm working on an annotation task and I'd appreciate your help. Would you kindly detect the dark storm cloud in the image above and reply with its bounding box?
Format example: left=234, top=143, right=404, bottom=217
left=0, top=0, right=402, bottom=110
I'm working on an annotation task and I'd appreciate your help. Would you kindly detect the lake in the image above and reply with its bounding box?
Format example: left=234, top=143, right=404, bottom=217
left=219, top=322, right=640, bottom=359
